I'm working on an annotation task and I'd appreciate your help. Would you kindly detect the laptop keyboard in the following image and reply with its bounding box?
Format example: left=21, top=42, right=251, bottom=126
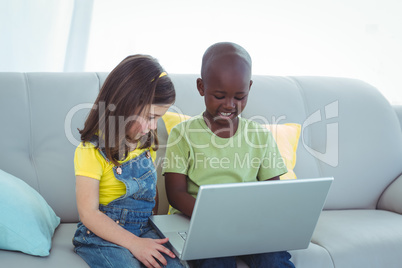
left=178, top=231, right=187, bottom=240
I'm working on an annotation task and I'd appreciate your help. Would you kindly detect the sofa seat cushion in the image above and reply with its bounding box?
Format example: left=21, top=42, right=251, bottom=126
left=312, top=210, right=402, bottom=268
left=0, top=224, right=88, bottom=268
left=289, top=243, right=334, bottom=268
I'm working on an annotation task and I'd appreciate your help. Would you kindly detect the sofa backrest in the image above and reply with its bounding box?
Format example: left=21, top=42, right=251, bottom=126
left=241, top=76, right=402, bottom=210
left=1, top=73, right=402, bottom=223
left=164, top=75, right=402, bottom=211
left=0, top=73, right=105, bottom=223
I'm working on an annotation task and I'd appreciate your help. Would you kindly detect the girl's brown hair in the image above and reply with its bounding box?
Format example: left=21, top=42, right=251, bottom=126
left=79, top=55, right=175, bottom=166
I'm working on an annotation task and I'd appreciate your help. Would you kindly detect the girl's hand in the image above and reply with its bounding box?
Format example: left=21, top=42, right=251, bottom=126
left=129, top=237, right=176, bottom=268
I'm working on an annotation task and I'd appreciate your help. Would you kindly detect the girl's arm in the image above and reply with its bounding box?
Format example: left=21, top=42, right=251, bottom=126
left=164, top=172, right=196, bottom=217
left=76, top=175, right=176, bottom=268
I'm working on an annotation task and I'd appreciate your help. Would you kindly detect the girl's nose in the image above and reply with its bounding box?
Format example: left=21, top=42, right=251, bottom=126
left=149, top=119, right=158, bottom=131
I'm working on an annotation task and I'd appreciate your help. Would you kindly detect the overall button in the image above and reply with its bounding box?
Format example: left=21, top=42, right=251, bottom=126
left=146, top=151, right=151, bottom=158
left=116, top=166, right=122, bottom=174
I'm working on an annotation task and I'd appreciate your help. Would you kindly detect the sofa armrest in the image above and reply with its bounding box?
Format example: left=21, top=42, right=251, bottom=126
left=393, top=105, right=402, bottom=131
left=377, top=174, right=402, bottom=214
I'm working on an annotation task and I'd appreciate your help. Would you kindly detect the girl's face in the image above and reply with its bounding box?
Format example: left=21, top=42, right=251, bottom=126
left=128, top=103, right=172, bottom=140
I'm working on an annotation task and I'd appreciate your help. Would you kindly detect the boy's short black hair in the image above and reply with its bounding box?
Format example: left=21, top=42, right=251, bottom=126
left=200, top=42, right=252, bottom=80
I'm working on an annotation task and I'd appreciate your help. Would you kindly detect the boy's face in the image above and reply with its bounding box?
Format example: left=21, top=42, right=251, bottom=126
left=197, top=61, right=252, bottom=128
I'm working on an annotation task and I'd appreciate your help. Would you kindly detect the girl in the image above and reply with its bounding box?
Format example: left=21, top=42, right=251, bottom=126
left=73, top=55, right=184, bottom=268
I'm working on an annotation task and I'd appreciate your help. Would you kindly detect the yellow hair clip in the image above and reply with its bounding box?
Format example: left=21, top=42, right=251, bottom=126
left=151, top=72, right=167, bottom=82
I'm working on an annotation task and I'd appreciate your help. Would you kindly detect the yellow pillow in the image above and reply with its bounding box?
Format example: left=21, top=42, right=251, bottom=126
left=161, top=112, right=301, bottom=180
left=263, top=124, right=301, bottom=180
left=162, top=111, right=192, bottom=134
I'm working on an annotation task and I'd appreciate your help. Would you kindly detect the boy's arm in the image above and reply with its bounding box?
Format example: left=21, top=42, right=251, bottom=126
left=266, top=175, right=280, bottom=181
left=153, top=187, right=159, bottom=215
left=165, top=172, right=196, bottom=217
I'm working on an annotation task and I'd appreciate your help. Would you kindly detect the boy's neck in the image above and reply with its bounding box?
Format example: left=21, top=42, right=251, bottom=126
left=202, top=112, right=239, bottom=138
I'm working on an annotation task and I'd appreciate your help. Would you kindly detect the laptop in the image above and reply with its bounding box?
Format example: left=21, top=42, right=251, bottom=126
left=150, top=177, right=333, bottom=261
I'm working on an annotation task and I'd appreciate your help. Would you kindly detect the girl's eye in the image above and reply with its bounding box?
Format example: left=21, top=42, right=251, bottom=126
left=149, top=115, right=162, bottom=121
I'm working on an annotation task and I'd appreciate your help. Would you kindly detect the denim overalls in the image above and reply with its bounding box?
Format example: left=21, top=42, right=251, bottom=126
left=73, top=138, right=184, bottom=268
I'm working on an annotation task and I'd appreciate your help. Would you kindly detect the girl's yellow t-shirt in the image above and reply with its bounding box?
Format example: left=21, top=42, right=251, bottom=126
left=74, top=142, right=156, bottom=205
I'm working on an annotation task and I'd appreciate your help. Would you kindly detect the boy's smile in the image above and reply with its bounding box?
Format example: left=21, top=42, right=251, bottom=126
left=204, top=86, right=248, bottom=123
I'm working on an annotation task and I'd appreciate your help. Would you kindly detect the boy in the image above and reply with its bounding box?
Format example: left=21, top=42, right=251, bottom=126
left=163, top=42, right=295, bottom=267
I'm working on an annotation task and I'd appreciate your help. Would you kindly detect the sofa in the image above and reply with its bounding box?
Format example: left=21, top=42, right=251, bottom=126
left=1, top=72, right=402, bottom=268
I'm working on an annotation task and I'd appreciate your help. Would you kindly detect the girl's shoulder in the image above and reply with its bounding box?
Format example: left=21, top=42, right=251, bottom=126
left=74, top=141, right=110, bottom=177
left=75, top=140, right=102, bottom=157
left=77, top=140, right=98, bottom=149
left=75, top=140, right=108, bottom=165
left=76, top=138, right=156, bottom=164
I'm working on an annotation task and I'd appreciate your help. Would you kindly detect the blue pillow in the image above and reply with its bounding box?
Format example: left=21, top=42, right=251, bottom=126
left=0, top=169, right=60, bottom=256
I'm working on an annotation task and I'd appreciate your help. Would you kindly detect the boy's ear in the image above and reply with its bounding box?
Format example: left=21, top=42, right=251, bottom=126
left=249, top=80, right=253, bottom=90
left=196, top=78, right=205, bottom=96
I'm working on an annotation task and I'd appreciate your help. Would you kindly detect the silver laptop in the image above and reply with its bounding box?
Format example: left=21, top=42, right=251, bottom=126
left=150, top=177, right=333, bottom=261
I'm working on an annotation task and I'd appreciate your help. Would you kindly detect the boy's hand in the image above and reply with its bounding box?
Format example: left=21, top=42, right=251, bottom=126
left=129, top=237, right=176, bottom=268
left=165, top=172, right=196, bottom=217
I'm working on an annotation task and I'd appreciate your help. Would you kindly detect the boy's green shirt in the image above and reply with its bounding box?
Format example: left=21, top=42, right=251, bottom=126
left=163, top=114, right=287, bottom=214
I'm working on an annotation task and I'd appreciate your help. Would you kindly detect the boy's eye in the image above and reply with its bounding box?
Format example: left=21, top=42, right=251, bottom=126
left=235, top=96, right=246, bottom=100
left=214, top=95, right=224, bottom=99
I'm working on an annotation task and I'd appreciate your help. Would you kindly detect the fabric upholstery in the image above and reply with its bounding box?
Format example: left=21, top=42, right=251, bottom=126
left=1, top=72, right=402, bottom=268
left=378, top=174, right=402, bottom=214
left=312, top=210, right=402, bottom=267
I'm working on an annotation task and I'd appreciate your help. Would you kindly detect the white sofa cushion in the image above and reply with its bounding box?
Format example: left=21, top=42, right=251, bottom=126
left=312, top=210, right=402, bottom=267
